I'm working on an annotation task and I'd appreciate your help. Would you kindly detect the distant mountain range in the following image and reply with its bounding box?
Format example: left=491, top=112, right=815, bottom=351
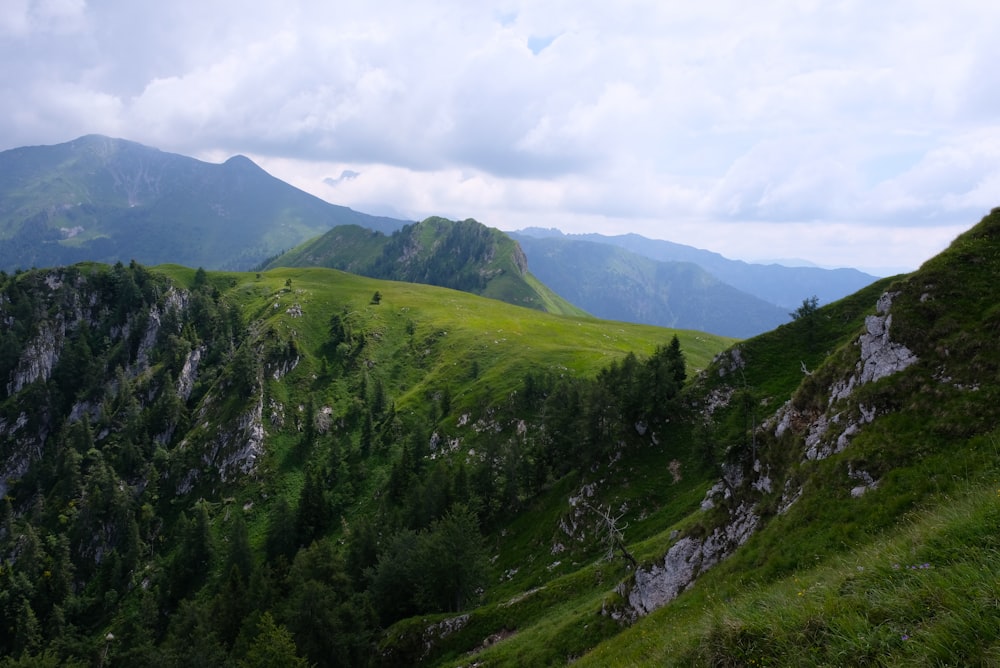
left=0, top=135, right=408, bottom=271
left=508, top=233, right=789, bottom=338
left=513, top=228, right=881, bottom=312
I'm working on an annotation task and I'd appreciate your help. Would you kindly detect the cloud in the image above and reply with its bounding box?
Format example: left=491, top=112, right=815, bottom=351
left=323, top=170, right=361, bottom=187
left=0, top=0, right=997, bottom=271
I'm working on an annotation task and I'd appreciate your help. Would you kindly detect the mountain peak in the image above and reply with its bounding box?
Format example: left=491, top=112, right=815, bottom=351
left=263, top=216, right=585, bottom=316
left=223, top=153, right=258, bottom=168
left=0, top=137, right=409, bottom=271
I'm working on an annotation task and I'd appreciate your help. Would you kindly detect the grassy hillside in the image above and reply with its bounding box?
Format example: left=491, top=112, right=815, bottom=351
left=160, top=264, right=722, bottom=410
left=262, top=217, right=587, bottom=317
left=570, top=211, right=1000, bottom=665
left=374, top=209, right=1000, bottom=666
left=0, top=258, right=730, bottom=666
left=383, top=276, right=896, bottom=667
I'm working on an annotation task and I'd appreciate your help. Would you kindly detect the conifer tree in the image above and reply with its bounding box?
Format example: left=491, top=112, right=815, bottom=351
left=240, top=612, right=308, bottom=668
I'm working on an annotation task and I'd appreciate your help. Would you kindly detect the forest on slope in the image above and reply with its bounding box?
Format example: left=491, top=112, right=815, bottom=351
left=0, top=261, right=723, bottom=666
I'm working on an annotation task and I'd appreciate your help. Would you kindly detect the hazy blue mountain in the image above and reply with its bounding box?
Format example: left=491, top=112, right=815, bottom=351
left=515, top=227, right=881, bottom=310
left=510, top=233, right=790, bottom=337
left=0, top=135, right=409, bottom=271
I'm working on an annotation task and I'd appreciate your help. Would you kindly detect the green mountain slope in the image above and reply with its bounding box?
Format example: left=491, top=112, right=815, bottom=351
left=377, top=209, right=1000, bottom=666
left=263, top=217, right=587, bottom=316
left=566, top=210, right=1000, bottom=666
left=511, top=233, right=792, bottom=338
left=2, top=207, right=998, bottom=667
left=0, top=135, right=408, bottom=271
left=0, top=258, right=728, bottom=666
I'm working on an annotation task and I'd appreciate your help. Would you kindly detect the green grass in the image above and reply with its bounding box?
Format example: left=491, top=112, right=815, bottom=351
left=576, top=472, right=1000, bottom=667
left=172, top=265, right=732, bottom=413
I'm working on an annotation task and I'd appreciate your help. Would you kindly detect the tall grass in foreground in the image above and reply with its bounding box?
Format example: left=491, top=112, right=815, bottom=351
left=579, top=480, right=1000, bottom=667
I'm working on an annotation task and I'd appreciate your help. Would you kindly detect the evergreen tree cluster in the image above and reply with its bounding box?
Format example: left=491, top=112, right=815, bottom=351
left=0, top=263, right=256, bottom=665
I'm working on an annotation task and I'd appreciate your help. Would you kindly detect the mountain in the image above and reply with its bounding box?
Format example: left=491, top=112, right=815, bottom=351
left=263, top=216, right=587, bottom=316
left=0, top=135, right=875, bottom=338
left=515, top=227, right=881, bottom=311
left=1, top=203, right=999, bottom=667
left=510, top=233, right=791, bottom=338
left=0, top=135, right=409, bottom=271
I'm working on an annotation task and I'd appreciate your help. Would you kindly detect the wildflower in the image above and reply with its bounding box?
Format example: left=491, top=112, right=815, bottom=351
left=901, top=634, right=910, bottom=641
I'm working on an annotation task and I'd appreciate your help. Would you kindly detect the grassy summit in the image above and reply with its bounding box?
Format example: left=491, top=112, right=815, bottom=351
left=262, top=217, right=587, bottom=317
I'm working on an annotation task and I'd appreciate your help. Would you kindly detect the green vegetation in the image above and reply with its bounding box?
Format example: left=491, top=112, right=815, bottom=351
left=0, top=258, right=725, bottom=666
left=262, top=217, right=587, bottom=316
left=580, top=474, right=1000, bottom=666
left=2, top=207, right=1000, bottom=666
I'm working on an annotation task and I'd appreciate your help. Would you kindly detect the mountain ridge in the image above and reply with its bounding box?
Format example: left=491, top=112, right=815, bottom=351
left=0, top=134, right=410, bottom=271
left=514, top=226, right=881, bottom=311
left=2, top=135, right=876, bottom=338
left=509, top=233, right=791, bottom=338
left=262, top=217, right=587, bottom=317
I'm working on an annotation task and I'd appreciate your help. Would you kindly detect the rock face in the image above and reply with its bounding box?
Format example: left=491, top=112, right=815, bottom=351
left=622, top=290, right=919, bottom=618
left=134, top=287, right=188, bottom=374
left=628, top=502, right=759, bottom=615
left=0, top=266, right=280, bottom=504
left=215, top=394, right=266, bottom=481
left=830, top=292, right=916, bottom=404
left=177, top=345, right=205, bottom=401
left=7, top=321, right=61, bottom=395
left=0, top=413, right=34, bottom=497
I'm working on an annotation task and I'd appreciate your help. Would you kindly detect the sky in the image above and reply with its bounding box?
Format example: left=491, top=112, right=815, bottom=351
left=2, top=1, right=999, bottom=275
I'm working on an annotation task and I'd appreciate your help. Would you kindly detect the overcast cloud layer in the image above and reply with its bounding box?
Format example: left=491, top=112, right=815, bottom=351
left=3, top=0, right=999, bottom=273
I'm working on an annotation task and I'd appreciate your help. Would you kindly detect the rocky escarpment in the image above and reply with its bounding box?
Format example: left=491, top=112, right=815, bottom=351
left=1, top=268, right=189, bottom=494
left=828, top=291, right=916, bottom=404
left=627, top=500, right=760, bottom=616
left=6, top=320, right=61, bottom=395
left=621, top=290, right=919, bottom=618
left=0, top=265, right=274, bottom=503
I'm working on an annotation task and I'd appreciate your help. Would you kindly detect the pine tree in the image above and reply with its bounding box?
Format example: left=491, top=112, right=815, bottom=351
left=224, top=511, right=253, bottom=584
left=295, top=466, right=329, bottom=547
left=240, top=612, right=308, bottom=668
left=13, top=597, right=42, bottom=657
left=265, top=497, right=296, bottom=566
left=168, top=503, right=215, bottom=601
